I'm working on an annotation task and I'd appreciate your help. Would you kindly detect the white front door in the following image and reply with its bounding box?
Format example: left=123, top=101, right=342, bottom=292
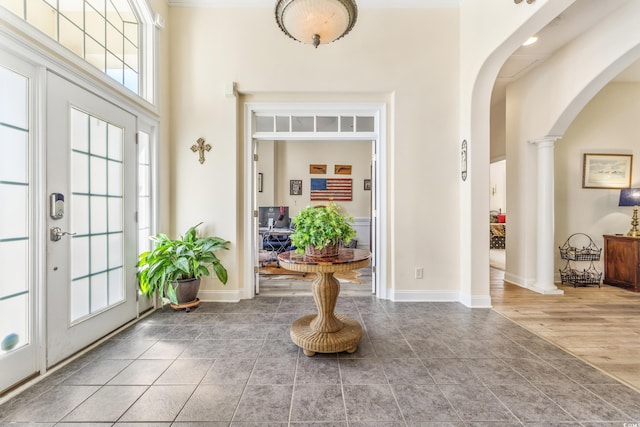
left=46, top=72, right=137, bottom=367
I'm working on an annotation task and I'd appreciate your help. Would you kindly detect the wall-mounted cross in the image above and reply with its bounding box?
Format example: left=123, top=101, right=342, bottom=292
left=191, top=137, right=211, bottom=164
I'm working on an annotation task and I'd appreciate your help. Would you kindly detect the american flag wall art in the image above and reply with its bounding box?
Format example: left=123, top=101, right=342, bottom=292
left=310, top=178, right=352, bottom=201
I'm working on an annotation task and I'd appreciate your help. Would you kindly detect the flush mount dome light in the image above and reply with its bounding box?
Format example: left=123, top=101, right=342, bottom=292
left=275, top=0, right=358, bottom=48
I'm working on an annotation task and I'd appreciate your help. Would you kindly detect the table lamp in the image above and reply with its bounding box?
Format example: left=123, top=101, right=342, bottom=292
left=619, top=188, right=640, bottom=237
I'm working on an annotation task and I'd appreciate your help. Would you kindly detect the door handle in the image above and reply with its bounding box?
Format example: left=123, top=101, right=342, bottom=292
left=50, top=227, right=77, bottom=241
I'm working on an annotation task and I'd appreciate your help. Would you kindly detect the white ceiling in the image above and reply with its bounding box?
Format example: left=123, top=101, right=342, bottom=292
left=493, top=0, right=640, bottom=104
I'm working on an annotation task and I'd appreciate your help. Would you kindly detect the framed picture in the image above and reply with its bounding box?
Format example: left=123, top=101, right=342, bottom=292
left=258, top=173, right=263, bottom=192
left=364, top=179, right=371, bottom=190
left=582, top=153, right=633, bottom=189
left=335, top=164, right=352, bottom=175
left=290, top=179, right=302, bottom=195
left=309, top=164, right=326, bottom=174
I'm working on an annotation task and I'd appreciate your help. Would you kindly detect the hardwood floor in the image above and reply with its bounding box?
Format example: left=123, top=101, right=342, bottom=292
left=491, top=267, right=640, bottom=391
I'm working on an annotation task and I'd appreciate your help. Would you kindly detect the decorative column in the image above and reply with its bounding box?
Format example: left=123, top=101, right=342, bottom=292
left=530, top=136, right=564, bottom=295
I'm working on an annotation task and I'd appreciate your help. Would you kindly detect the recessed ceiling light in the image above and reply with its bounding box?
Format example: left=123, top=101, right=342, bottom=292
left=523, top=36, right=538, bottom=46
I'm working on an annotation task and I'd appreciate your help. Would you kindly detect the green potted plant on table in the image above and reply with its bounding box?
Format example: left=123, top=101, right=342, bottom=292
left=137, top=222, right=230, bottom=308
left=290, top=202, right=356, bottom=258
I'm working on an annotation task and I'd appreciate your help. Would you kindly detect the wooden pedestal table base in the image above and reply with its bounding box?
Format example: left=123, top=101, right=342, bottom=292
left=278, top=249, right=371, bottom=356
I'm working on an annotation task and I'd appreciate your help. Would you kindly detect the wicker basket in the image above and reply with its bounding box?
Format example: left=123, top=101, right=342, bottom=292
left=305, top=242, right=340, bottom=259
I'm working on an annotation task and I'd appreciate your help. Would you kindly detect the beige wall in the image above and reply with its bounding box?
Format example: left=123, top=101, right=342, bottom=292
left=168, top=7, right=461, bottom=298
left=149, top=0, right=172, bottom=235
left=257, top=140, right=371, bottom=219
left=490, top=99, right=506, bottom=162
left=163, top=1, right=640, bottom=302
left=555, top=82, right=640, bottom=276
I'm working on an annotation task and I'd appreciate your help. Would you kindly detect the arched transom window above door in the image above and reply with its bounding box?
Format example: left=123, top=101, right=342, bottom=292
left=0, top=0, right=156, bottom=101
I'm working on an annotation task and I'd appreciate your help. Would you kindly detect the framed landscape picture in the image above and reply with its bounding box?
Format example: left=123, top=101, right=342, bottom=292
left=582, top=153, right=633, bottom=189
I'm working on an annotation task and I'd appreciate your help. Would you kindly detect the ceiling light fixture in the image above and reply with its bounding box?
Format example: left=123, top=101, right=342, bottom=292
left=523, top=36, right=538, bottom=46
left=514, top=0, right=536, bottom=4
left=275, top=0, right=358, bottom=48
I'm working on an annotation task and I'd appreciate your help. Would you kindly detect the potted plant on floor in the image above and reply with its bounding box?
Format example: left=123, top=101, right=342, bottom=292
left=137, top=222, right=230, bottom=308
left=290, top=202, right=356, bottom=259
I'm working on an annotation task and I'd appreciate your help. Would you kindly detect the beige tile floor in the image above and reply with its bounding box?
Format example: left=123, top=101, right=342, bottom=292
left=263, top=260, right=640, bottom=392
left=2, top=264, right=640, bottom=425
left=2, top=294, right=640, bottom=425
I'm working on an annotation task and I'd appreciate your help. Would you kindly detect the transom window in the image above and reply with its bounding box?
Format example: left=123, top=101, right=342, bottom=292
left=255, top=114, right=376, bottom=134
left=1, top=0, right=145, bottom=96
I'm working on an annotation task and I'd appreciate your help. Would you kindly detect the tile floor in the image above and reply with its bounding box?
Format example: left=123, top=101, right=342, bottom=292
left=2, top=296, right=640, bottom=426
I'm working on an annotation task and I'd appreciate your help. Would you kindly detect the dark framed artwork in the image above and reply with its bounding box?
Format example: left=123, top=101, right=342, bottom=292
left=290, top=179, right=302, bottom=195
left=364, top=179, right=371, bottom=190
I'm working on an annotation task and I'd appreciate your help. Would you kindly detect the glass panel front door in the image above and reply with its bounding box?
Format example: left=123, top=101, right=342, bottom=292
left=46, top=71, right=137, bottom=367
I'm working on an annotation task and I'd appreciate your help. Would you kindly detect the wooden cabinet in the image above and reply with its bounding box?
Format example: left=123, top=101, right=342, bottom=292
left=603, top=235, right=640, bottom=292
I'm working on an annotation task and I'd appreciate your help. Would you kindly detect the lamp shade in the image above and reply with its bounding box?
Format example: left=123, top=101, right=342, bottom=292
left=619, top=188, right=640, bottom=207
left=275, top=0, right=357, bottom=48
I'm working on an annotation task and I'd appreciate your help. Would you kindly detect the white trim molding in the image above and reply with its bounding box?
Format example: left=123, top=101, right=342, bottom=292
left=243, top=101, right=387, bottom=301
left=393, top=290, right=492, bottom=308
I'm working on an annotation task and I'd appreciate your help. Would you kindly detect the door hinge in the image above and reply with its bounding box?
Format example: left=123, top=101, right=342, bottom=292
left=134, top=211, right=138, bottom=223
left=254, top=266, right=259, bottom=273
left=253, top=210, right=258, bottom=218
left=135, top=133, right=139, bottom=144
left=372, top=266, right=376, bottom=274
left=253, top=154, right=259, bottom=161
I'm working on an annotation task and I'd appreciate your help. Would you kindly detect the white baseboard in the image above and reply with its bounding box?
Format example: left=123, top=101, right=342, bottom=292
left=504, top=273, right=564, bottom=295
left=197, top=289, right=241, bottom=302
left=391, top=290, right=459, bottom=302
left=504, top=272, right=535, bottom=288
left=459, top=293, right=493, bottom=308
left=392, top=290, right=492, bottom=308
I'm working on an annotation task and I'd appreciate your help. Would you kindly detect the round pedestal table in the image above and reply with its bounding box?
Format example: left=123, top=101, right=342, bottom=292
left=278, top=248, right=371, bottom=356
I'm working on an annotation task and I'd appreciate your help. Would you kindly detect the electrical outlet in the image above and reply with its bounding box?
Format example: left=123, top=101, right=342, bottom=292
left=415, top=267, right=424, bottom=279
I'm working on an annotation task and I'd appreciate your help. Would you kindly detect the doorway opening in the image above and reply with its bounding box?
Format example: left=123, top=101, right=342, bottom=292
left=255, top=139, right=373, bottom=297
left=490, top=159, right=506, bottom=271
left=242, top=103, right=387, bottom=300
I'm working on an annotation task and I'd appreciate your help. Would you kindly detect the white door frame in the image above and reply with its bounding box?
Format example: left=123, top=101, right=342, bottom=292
left=242, top=102, right=388, bottom=300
